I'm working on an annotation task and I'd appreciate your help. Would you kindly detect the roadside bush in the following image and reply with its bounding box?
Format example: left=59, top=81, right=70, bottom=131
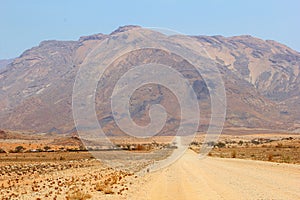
left=14, top=146, right=25, bottom=153
left=276, top=143, right=283, bottom=148
left=207, top=141, right=216, bottom=147
left=190, top=141, right=199, bottom=146
left=136, top=144, right=147, bottom=151
left=251, top=140, right=260, bottom=145
left=231, top=150, right=237, bottom=158
left=43, top=146, right=51, bottom=151
left=66, top=190, right=92, bottom=200
left=59, top=156, right=66, bottom=160
left=215, top=142, right=226, bottom=148
left=268, top=153, right=273, bottom=161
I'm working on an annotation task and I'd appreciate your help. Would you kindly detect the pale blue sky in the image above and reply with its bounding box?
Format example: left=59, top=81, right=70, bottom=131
left=1, top=0, right=300, bottom=59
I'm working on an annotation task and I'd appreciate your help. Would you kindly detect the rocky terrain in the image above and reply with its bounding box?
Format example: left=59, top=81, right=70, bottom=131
left=0, top=59, right=13, bottom=69
left=190, top=133, right=300, bottom=164
left=1, top=133, right=299, bottom=200
left=0, top=156, right=138, bottom=200
left=0, top=25, right=300, bottom=134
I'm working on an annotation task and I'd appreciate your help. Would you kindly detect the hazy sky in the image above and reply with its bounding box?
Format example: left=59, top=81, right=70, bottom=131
left=1, top=0, right=300, bottom=59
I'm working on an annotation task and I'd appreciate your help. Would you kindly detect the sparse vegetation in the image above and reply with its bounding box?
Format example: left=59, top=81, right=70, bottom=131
left=14, top=145, right=25, bottom=153
left=66, top=190, right=92, bottom=200
left=43, top=146, right=51, bottom=151
left=216, top=142, right=226, bottom=148
left=231, top=150, right=237, bottom=158
left=0, top=133, right=299, bottom=199
left=268, top=153, right=273, bottom=161
left=0, top=152, right=138, bottom=199
left=189, top=134, right=300, bottom=164
left=276, top=143, right=283, bottom=148
left=0, top=148, right=6, bottom=153
left=0, top=136, right=173, bottom=199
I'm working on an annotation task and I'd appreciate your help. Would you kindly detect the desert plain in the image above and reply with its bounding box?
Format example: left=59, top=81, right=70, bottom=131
left=0, top=130, right=299, bottom=200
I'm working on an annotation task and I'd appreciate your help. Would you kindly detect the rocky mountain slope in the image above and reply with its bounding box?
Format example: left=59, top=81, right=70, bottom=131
left=0, top=26, right=299, bottom=134
left=0, top=59, right=14, bottom=69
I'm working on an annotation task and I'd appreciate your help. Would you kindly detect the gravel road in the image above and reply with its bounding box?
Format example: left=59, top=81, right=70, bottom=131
left=128, top=150, right=300, bottom=200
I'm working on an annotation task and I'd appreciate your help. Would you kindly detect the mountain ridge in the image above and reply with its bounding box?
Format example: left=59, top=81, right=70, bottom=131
left=0, top=26, right=299, bottom=134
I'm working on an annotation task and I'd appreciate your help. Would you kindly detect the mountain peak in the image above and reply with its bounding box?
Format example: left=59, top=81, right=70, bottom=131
left=79, top=33, right=108, bottom=42
left=110, top=25, right=141, bottom=35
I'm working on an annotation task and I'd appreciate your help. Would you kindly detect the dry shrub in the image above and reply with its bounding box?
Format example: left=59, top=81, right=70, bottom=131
left=95, top=182, right=114, bottom=194
left=103, top=188, right=114, bottom=194
left=66, top=191, right=91, bottom=200
left=94, top=171, right=127, bottom=195
left=268, top=153, right=273, bottom=161
left=59, top=156, right=65, bottom=160
left=283, top=156, right=291, bottom=163
left=95, top=182, right=105, bottom=191
left=136, top=144, right=146, bottom=151
left=276, top=143, right=283, bottom=148
left=231, top=150, right=237, bottom=158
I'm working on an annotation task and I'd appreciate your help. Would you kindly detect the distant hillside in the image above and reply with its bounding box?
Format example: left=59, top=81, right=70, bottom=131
left=0, top=26, right=299, bottom=134
left=0, top=58, right=14, bottom=69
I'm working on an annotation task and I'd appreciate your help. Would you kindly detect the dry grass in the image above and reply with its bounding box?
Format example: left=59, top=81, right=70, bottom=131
left=190, top=134, right=300, bottom=164
left=95, top=182, right=114, bottom=194
left=0, top=151, right=93, bottom=162
left=94, top=170, right=133, bottom=195
left=0, top=147, right=159, bottom=199
left=268, top=153, right=273, bottom=161
left=0, top=157, right=134, bottom=199
left=66, top=190, right=92, bottom=200
left=231, top=150, right=237, bottom=158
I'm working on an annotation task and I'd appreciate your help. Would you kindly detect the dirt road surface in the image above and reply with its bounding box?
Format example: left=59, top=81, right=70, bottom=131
left=127, top=150, right=300, bottom=200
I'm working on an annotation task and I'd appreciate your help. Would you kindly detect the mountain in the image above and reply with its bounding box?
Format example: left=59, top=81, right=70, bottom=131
left=0, top=26, right=299, bottom=134
left=193, top=35, right=300, bottom=131
left=0, top=58, right=14, bottom=69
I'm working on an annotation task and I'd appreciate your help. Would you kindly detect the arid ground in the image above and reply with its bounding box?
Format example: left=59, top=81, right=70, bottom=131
left=0, top=133, right=300, bottom=199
